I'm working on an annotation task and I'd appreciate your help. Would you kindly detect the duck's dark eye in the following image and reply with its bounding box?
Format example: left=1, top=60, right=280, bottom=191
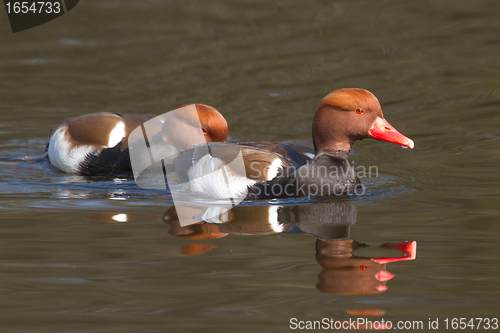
left=201, top=128, right=207, bottom=134
left=356, top=109, right=364, bottom=114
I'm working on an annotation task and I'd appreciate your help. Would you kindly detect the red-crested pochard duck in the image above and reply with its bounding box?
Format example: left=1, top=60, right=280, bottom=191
left=183, top=88, right=413, bottom=200
left=47, top=104, right=228, bottom=175
left=244, top=88, right=414, bottom=199
left=245, top=88, right=414, bottom=199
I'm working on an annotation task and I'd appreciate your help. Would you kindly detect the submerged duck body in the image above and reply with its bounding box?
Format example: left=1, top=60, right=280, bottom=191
left=47, top=104, right=228, bottom=175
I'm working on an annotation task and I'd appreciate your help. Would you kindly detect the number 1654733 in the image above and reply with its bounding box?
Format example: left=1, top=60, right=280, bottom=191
left=5, top=2, right=62, bottom=14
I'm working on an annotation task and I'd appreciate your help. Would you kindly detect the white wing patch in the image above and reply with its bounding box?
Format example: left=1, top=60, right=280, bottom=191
left=48, top=125, right=96, bottom=173
left=187, top=154, right=256, bottom=200
left=107, top=121, right=126, bottom=148
left=305, top=153, right=315, bottom=159
left=266, top=158, right=283, bottom=180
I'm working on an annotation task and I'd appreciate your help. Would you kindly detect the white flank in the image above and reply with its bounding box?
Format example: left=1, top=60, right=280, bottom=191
left=107, top=121, right=126, bottom=148
left=266, top=158, right=283, bottom=180
left=48, top=125, right=96, bottom=173
left=187, top=154, right=256, bottom=200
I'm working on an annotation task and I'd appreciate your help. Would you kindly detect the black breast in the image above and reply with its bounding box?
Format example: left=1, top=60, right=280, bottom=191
left=79, top=145, right=133, bottom=176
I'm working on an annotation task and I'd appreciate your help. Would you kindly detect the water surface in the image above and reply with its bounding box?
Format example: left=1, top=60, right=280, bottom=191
left=1, top=1, right=499, bottom=332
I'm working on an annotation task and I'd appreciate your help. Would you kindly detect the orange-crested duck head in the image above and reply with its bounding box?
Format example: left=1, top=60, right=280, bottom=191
left=312, top=88, right=414, bottom=153
left=161, top=103, right=228, bottom=151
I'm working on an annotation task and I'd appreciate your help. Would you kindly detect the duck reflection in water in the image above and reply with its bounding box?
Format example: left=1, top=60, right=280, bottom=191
left=162, top=201, right=416, bottom=294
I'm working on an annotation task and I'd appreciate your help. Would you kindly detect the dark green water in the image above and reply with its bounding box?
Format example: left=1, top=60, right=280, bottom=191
left=1, top=1, right=499, bottom=332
